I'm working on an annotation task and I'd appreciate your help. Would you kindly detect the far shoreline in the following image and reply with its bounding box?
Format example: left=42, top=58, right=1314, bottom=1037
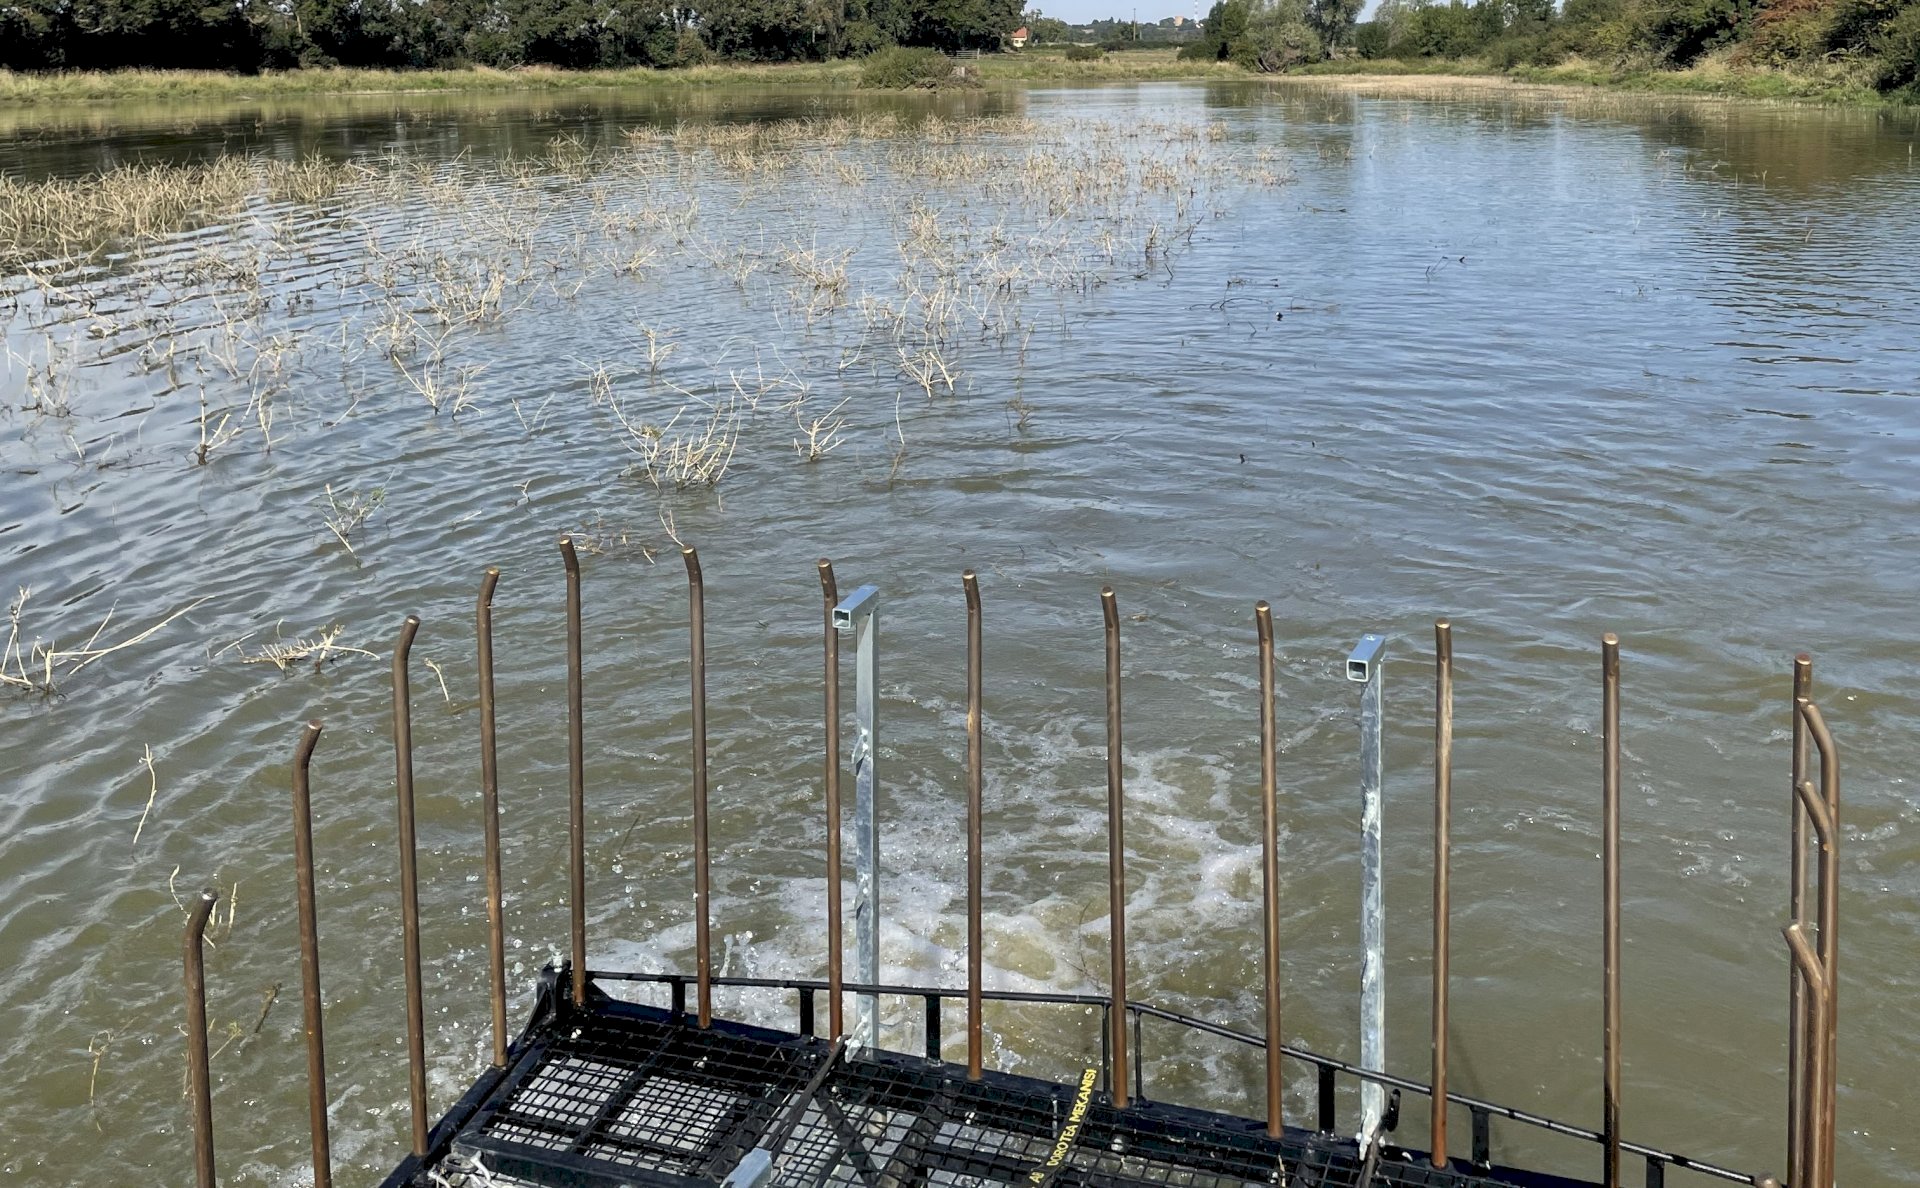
left=2, top=50, right=1913, bottom=112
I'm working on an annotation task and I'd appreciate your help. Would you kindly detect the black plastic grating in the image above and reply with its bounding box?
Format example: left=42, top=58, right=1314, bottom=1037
left=511, top=1055, right=636, bottom=1133
left=602, top=1076, right=749, bottom=1153
left=410, top=983, right=1594, bottom=1188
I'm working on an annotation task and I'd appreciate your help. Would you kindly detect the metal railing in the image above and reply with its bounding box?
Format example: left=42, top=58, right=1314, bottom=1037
left=169, top=543, right=1832, bottom=1188
left=584, top=969, right=1772, bottom=1188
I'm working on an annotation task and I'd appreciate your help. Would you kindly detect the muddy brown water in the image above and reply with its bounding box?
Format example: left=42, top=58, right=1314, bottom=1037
left=1, top=80, right=1916, bottom=1187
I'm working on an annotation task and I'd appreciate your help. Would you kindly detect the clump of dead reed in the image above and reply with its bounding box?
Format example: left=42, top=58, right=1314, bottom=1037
left=321, top=484, right=384, bottom=557
left=2, top=113, right=1259, bottom=522
left=0, top=157, right=366, bottom=265
left=215, top=624, right=379, bottom=673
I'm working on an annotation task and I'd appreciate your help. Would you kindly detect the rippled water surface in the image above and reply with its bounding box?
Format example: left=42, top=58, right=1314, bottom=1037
left=2, top=80, right=1917, bottom=1188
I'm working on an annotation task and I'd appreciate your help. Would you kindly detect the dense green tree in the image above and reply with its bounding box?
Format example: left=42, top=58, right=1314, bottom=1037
left=852, top=0, right=913, bottom=44
left=1504, top=0, right=1551, bottom=27
left=1232, top=0, right=1321, bottom=65
left=296, top=0, right=442, bottom=67
left=1022, top=10, right=1073, bottom=41
left=1876, top=0, right=1920, bottom=91
left=698, top=0, right=837, bottom=58
left=1635, top=0, right=1754, bottom=63
left=1368, top=0, right=1423, bottom=47
left=1306, top=0, right=1361, bottom=47
left=906, top=0, right=1020, bottom=50
left=1, top=0, right=66, bottom=69
left=1559, top=0, right=1624, bottom=27
left=1177, top=0, right=1249, bottom=57
left=1351, top=17, right=1389, bottom=54
left=4, top=0, right=1916, bottom=98
left=53, top=0, right=265, bottom=69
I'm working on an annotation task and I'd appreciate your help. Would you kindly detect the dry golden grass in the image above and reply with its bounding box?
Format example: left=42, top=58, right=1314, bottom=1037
left=0, top=157, right=365, bottom=265
left=0, top=52, right=1238, bottom=105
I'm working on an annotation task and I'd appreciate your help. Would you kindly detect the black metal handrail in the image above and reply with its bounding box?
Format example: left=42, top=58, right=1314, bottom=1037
left=589, top=969, right=1767, bottom=1188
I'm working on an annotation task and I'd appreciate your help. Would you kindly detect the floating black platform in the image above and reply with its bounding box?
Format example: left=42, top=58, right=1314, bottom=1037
left=379, top=969, right=1734, bottom=1188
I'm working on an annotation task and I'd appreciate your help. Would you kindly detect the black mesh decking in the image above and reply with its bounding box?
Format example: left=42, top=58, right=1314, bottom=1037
left=383, top=973, right=1596, bottom=1188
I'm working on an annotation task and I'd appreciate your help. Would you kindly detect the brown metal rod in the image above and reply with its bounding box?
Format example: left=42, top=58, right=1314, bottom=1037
left=1255, top=602, right=1281, bottom=1137
left=1790, top=775, right=1833, bottom=1187
left=184, top=887, right=220, bottom=1188
left=964, top=571, right=984, bottom=1079
left=478, top=566, right=507, bottom=1068
left=1787, top=655, right=1810, bottom=1188
left=392, top=614, right=429, bottom=1158
left=1796, top=779, right=1834, bottom=845
left=1803, top=701, right=1840, bottom=1188
left=1600, top=633, right=1621, bottom=1188
left=1432, top=619, right=1454, bottom=1167
left=684, top=545, right=712, bottom=1029
left=820, top=560, right=843, bottom=1041
left=1101, top=587, right=1129, bottom=1110
left=291, top=721, right=332, bottom=1188
left=561, top=536, right=586, bottom=1009
left=1784, top=922, right=1828, bottom=1188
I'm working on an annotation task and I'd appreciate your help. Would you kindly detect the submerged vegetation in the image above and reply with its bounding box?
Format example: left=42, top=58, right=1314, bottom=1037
left=0, top=113, right=1284, bottom=690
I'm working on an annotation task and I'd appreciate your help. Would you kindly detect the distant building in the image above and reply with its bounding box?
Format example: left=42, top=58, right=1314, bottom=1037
left=1009, top=25, right=1030, bottom=47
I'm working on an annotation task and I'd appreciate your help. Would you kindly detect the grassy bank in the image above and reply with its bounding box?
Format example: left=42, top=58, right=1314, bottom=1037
left=2, top=47, right=1906, bottom=109
left=1293, top=55, right=1904, bottom=107
left=0, top=51, right=1239, bottom=105
left=0, top=61, right=857, bottom=103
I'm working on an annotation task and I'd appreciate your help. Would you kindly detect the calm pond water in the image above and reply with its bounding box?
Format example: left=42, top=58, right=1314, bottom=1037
left=1, top=79, right=1917, bottom=1188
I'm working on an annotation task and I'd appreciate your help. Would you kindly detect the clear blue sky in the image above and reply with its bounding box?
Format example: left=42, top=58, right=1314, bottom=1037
left=1031, top=0, right=1379, bottom=23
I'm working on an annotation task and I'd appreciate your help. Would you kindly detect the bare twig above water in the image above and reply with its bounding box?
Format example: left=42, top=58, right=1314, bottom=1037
left=321, top=484, right=384, bottom=559
left=422, top=656, right=452, bottom=703
left=131, top=744, right=159, bottom=851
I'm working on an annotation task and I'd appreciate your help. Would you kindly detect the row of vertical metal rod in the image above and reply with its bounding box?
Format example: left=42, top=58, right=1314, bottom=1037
left=248, top=541, right=588, bottom=1188
left=178, top=557, right=1839, bottom=1188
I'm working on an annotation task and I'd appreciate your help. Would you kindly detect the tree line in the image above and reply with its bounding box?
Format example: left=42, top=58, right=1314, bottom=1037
left=1179, top=0, right=1917, bottom=96
left=0, top=0, right=1023, bottom=71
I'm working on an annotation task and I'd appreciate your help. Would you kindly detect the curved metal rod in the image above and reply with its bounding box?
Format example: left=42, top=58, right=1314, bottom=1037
left=291, top=721, right=332, bottom=1188
left=1795, top=780, right=1833, bottom=844
left=184, top=888, right=221, bottom=1188
left=1784, top=922, right=1828, bottom=1188
left=684, top=545, right=712, bottom=1028
left=1600, top=633, right=1622, bottom=1188
left=1100, top=586, right=1128, bottom=1109
left=1255, top=602, right=1280, bottom=1137
left=560, top=535, right=586, bottom=1008
left=1787, top=655, right=1810, bottom=1188
left=1799, top=699, right=1840, bottom=1188
left=478, top=566, right=507, bottom=1067
left=964, top=570, right=984, bottom=1079
left=1432, top=618, right=1453, bottom=1166
left=392, top=614, right=429, bottom=1158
